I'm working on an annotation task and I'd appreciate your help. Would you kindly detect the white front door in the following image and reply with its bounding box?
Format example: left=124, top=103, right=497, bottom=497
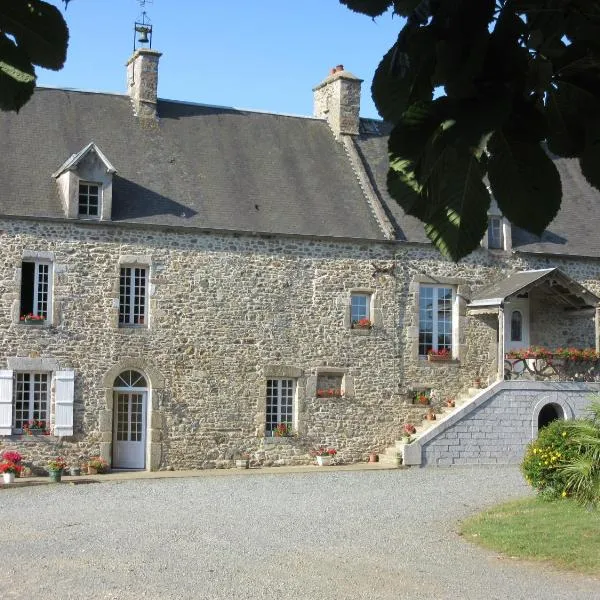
left=504, top=298, right=530, bottom=352
left=113, top=391, right=146, bottom=469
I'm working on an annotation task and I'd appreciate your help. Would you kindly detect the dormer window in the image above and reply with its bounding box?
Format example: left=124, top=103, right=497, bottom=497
left=53, top=142, right=116, bottom=221
left=488, top=216, right=503, bottom=249
left=78, top=182, right=100, bottom=218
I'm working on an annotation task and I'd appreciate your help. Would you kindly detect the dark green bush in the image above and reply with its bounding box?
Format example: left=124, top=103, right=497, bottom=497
left=522, top=401, right=600, bottom=507
left=521, top=419, right=577, bottom=500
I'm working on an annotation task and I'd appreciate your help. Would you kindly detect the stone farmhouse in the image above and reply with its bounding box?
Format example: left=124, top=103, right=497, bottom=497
left=1, top=45, right=600, bottom=472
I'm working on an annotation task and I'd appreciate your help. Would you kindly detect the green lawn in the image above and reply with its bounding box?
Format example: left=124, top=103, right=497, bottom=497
left=460, top=497, right=600, bottom=575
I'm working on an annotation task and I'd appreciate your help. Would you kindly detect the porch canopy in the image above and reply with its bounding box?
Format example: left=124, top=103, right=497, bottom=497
left=467, top=268, right=599, bottom=312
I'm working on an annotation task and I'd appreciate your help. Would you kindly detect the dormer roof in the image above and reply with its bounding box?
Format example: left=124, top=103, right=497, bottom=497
left=52, top=142, right=117, bottom=179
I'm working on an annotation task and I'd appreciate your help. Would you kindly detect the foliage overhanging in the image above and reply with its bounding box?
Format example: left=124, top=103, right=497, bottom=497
left=0, top=0, right=69, bottom=112
left=341, top=0, right=600, bottom=260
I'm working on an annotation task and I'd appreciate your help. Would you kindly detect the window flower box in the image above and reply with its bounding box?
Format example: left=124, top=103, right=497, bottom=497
left=351, top=318, right=372, bottom=330
left=427, top=348, right=451, bottom=361
left=22, top=420, right=50, bottom=436
left=20, top=313, right=45, bottom=325
left=316, top=388, right=344, bottom=398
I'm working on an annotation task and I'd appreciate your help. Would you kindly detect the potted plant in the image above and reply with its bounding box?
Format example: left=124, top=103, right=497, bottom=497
left=310, top=447, right=337, bottom=466
left=87, top=456, right=108, bottom=475
left=425, top=408, right=437, bottom=421
left=368, top=451, right=379, bottom=463
left=273, top=422, right=293, bottom=437
left=20, top=312, right=45, bottom=324
left=69, top=464, right=81, bottom=476
left=427, top=348, right=451, bottom=362
left=402, top=423, right=417, bottom=443
left=351, top=317, right=372, bottom=330
left=47, top=457, right=67, bottom=483
left=316, top=388, right=344, bottom=398
left=22, top=419, right=49, bottom=435
left=0, top=460, right=23, bottom=484
left=235, top=453, right=250, bottom=469
left=414, top=391, right=430, bottom=405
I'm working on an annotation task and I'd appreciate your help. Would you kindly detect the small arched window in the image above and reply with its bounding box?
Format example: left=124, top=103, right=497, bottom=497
left=113, top=370, right=147, bottom=389
left=510, top=310, right=522, bottom=342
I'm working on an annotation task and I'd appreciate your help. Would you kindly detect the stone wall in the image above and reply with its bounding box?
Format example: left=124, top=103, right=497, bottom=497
left=530, top=288, right=595, bottom=348
left=2, top=217, right=600, bottom=470
left=409, top=381, right=599, bottom=467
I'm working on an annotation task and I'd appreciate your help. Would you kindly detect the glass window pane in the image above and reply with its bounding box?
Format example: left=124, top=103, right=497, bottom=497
left=511, top=310, right=522, bottom=342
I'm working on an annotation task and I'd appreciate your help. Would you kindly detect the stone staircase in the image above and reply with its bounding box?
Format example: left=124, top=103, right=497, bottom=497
left=379, top=386, right=487, bottom=467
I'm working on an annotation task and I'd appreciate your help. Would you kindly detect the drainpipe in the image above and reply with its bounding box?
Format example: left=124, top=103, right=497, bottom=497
left=498, top=304, right=505, bottom=381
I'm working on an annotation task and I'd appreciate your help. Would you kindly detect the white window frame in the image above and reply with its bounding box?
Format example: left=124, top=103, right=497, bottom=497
left=78, top=181, right=101, bottom=219
left=487, top=216, right=504, bottom=249
left=13, top=372, right=50, bottom=433
left=350, top=292, right=371, bottom=324
left=418, top=285, right=456, bottom=358
left=265, top=379, right=295, bottom=435
left=119, top=266, right=148, bottom=327
left=20, top=260, right=52, bottom=322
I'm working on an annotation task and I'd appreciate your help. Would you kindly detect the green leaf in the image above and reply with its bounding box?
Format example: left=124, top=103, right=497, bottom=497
left=488, top=131, right=562, bottom=235
left=0, top=34, right=35, bottom=112
left=372, top=27, right=436, bottom=123
left=423, top=146, right=490, bottom=261
left=392, top=0, right=422, bottom=17
left=387, top=101, right=448, bottom=219
left=0, top=0, right=68, bottom=70
left=580, top=119, right=600, bottom=192
left=339, top=0, right=393, bottom=17
left=546, top=82, right=596, bottom=157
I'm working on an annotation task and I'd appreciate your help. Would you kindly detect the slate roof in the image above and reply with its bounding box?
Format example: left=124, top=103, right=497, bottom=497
left=1, top=87, right=599, bottom=257
left=0, top=88, right=384, bottom=239
left=354, top=122, right=600, bottom=257
left=469, top=268, right=599, bottom=308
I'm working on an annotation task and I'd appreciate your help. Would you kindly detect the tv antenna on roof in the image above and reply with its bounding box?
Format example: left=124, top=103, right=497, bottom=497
left=134, top=0, right=154, bottom=51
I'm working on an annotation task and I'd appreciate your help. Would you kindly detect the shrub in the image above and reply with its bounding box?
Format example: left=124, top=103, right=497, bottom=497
left=557, top=401, right=600, bottom=508
left=521, top=419, right=577, bottom=500
left=522, top=400, right=600, bottom=507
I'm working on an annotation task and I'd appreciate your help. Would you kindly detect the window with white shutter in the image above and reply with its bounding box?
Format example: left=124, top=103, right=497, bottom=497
left=54, top=370, right=75, bottom=437
left=0, top=370, right=13, bottom=435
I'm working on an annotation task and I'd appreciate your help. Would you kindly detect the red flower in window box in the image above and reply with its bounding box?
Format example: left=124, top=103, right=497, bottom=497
left=351, top=318, right=372, bottom=329
left=20, top=313, right=45, bottom=322
left=316, top=388, right=344, bottom=398
left=22, top=420, right=49, bottom=435
left=427, top=348, right=451, bottom=361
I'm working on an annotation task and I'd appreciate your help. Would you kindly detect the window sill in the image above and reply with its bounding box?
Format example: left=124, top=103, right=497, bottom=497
left=419, top=357, right=460, bottom=366
left=349, top=328, right=372, bottom=336
left=16, top=321, right=50, bottom=328
left=262, top=436, right=297, bottom=445
left=3, top=433, right=55, bottom=440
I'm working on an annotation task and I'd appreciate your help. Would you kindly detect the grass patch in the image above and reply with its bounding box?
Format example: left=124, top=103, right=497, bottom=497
left=460, top=497, right=600, bottom=575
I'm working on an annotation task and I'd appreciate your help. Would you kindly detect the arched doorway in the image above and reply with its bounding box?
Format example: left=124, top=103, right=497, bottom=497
left=537, top=402, right=563, bottom=430
left=112, top=370, right=148, bottom=469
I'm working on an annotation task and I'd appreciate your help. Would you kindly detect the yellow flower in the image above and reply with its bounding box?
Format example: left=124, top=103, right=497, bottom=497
left=561, top=491, right=567, bottom=497
left=562, top=432, right=567, bottom=437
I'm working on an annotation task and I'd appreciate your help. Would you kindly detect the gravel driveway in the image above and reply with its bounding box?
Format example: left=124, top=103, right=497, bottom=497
left=1, top=466, right=597, bottom=599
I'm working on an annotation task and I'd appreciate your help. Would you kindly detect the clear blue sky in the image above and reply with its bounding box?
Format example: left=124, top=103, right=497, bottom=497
left=39, top=1, right=403, bottom=119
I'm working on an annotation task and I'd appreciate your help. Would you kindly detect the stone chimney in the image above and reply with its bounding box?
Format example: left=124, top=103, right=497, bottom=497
left=126, top=48, right=162, bottom=120
left=313, top=65, right=363, bottom=138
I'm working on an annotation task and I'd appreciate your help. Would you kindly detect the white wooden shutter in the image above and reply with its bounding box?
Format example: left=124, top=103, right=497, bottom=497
left=54, top=370, right=75, bottom=437
left=0, top=370, right=14, bottom=435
